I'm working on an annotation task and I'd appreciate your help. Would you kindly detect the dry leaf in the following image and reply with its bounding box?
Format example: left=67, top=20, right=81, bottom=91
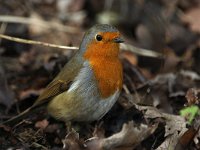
left=121, top=51, right=138, bottom=66
left=185, top=88, right=200, bottom=105
left=136, top=105, right=187, bottom=150
left=35, top=119, right=49, bottom=129
left=175, top=127, right=198, bottom=150
left=85, top=121, right=157, bottom=150
left=181, top=6, right=200, bottom=33
left=62, top=130, right=83, bottom=150
left=156, top=131, right=180, bottom=150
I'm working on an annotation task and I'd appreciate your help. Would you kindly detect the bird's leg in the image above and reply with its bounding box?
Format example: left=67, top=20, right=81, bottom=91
left=65, top=121, right=79, bottom=138
left=65, top=121, right=78, bottom=136
left=63, top=122, right=80, bottom=149
left=65, top=121, right=72, bottom=133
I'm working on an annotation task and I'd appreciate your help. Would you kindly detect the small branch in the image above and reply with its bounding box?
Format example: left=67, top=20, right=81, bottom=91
left=0, top=34, right=78, bottom=50
left=0, top=15, right=79, bottom=33
left=0, top=15, right=163, bottom=58
left=120, top=43, right=164, bottom=58
left=0, top=33, right=163, bottom=58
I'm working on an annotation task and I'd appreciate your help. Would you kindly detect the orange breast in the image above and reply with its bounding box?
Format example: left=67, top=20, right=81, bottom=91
left=89, top=57, right=122, bottom=98
left=84, top=35, right=123, bottom=98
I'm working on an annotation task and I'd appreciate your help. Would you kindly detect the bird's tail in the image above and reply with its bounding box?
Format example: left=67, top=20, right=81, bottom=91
left=1, top=107, right=33, bottom=126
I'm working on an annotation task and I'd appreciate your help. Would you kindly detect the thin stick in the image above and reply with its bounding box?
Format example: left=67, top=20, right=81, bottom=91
left=0, top=33, right=163, bottom=58
left=120, top=43, right=163, bottom=58
left=0, top=15, right=163, bottom=57
left=0, top=34, right=79, bottom=50
left=0, top=15, right=79, bottom=33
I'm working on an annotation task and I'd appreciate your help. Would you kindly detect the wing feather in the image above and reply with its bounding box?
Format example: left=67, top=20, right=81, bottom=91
left=33, top=53, right=83, bottom=107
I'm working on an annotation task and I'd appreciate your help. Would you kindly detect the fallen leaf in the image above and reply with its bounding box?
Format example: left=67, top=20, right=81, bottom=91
left=181, top=6, right=200, bottom=33
left=136, top=105, right=187, bottom=150
left=35, top=119, right=49, bottom=129
left=185, top=88, right=200, bottom=105
left=121, top=51, right=138, bottom=66
left=19, top=89, right=42, bottom=100
left=175, top=127, right=199, bottom=150
left=85, top=121, right=157, bottom=150
left=62, top=129, right=84, bottom=150
left=180, top=105, right=199, bottom=124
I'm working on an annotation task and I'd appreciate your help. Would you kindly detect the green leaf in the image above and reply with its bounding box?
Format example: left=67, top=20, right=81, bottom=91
left=180, top=105, right=199, bottom=124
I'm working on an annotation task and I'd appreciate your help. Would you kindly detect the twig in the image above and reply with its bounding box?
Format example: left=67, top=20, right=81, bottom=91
left=0, top=34, right=78, bottom=50
left=0, top=33, right=163, bottom=58
left=31, top=142, right=48, bottom=150
left=0, top=15, right=80, bottom=33
left=120, top=43, right=163, bottom=58
left=123, top=84, right=131, bottom=94
left=0, top=15, right=163, bottom=58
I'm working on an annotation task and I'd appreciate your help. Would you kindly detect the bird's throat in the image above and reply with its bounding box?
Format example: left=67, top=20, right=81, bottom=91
left=87, top=57, right=122, bottom=99
left=83, top=37, right=123, bottom=98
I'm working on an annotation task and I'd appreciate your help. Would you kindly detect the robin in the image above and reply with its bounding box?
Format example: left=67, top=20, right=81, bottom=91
left=3, top=24, right=124, bottom=125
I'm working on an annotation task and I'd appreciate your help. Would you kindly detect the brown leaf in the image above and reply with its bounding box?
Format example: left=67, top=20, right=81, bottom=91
left=181, top=6, right=200, bottom=33
left=45, top=124, right=60, bottom=133
left=175, top=127, right=199, bottom=150
left=185, top=88, right=200, bottom=105
left=35, top=119, right=49, bottom=129
left=136, top=105, right=187, bottom=150
left=121, top=51, right=138, bottom=66
left=19, top=89, right=42, bottom=100
left=62, top=130, right=84, bottom=150
left=85, top=121, right=157, bottom=150
left=0, top=124, right=12, bottom=132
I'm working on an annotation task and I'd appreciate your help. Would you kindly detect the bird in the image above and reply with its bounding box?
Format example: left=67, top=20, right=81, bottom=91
left=2, top=24, right=124, bottom=125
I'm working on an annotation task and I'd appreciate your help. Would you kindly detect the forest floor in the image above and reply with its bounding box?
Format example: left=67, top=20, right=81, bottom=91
left=0, top=0, right=200, bottom=149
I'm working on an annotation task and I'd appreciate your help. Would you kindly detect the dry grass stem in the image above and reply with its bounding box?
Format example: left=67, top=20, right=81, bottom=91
left=0, top=33, right=163, bottom=58
left=0, top=34, right=78, bottom=50
left=0, top=15, right=79, bottom=33
left=120, top=43, right=163, bottom=58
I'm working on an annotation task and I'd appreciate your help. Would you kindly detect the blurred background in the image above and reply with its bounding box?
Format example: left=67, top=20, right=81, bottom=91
left=0, top=0, right=200, bottom=149
left=0, top=0, right=200, bottom=75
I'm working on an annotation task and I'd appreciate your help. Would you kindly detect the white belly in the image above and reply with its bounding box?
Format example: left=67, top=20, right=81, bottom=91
left=48, top=61, right=120, bottom=122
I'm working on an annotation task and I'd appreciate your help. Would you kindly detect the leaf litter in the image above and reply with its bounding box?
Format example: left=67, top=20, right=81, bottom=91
left=0, top=0, right=200, bottom=149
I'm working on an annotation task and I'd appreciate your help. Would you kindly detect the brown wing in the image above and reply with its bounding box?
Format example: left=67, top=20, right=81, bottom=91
left=33, top=53, right=83, bottom=107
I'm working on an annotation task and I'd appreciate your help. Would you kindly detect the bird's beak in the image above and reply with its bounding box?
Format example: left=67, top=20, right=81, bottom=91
left=113, top=37, right=124, bottom=43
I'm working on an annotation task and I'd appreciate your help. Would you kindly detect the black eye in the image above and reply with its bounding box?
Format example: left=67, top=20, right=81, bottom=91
left=96, top=35, right=102, bottom=41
